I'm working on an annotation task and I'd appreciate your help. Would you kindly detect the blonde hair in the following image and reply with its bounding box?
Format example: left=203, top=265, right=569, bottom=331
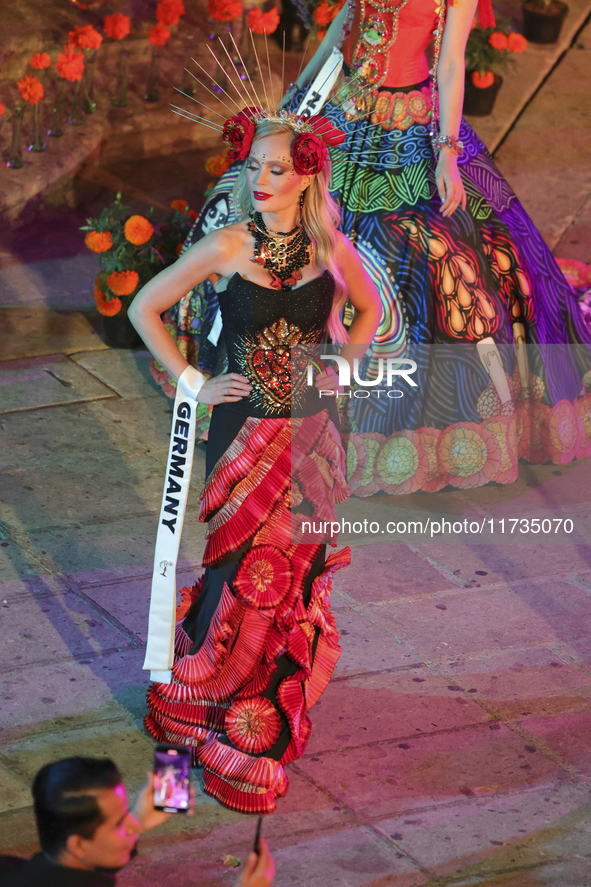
left=233, top=121, right=349, bottom=344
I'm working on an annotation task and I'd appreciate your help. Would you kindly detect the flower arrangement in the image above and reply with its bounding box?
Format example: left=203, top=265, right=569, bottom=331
left=17, top=75, right=44, bottom=105
left=205, top=148, right=232, bottom=179
left=145, top=1, right=185, bottom=102
left=148, top=22, right=172, bottom=46
left=465, top=19, right=527, bottom=87
left=207, top=0, right=244, bottom=23
left=104, top=13, right=131, bottom=41
left=30, top=53, right=51, bottom=72
left=156, top=0, right=186, bottom=26
left=82, top=195, right=197, bottom=316
left=104, top=13, right=132, bottom=108
left=18, top=74, right=45, bottom=152
left=312, top=0, right=346, bottom=39
left=248, top=8, right=280, bottom=34
left=56, top=44, right=85, bottom=82
left=69, top=25, right=103, bottom=51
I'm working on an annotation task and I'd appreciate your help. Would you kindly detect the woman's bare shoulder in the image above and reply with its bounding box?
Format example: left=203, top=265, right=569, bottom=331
left=185, top=219, right=248, bottom=261
left=335, top=230, right=359, bottom=262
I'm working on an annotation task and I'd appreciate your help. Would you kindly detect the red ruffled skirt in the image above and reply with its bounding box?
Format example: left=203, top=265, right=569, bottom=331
left=145, top=410, right=350, bottom=814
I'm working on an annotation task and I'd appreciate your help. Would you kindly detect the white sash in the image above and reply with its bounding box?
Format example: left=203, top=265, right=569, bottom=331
left=296, top=47, right=344, bottom=119
left=143, top=366, right=204, bottom=683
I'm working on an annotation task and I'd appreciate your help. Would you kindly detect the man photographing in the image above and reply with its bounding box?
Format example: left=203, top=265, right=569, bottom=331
left=0, top=757, right=274, bottom=887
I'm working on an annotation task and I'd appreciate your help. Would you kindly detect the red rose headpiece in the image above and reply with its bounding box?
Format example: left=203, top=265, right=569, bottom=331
left=221, top=108, right=345, bottom=174
left=222, top=110, right=257, bottom=162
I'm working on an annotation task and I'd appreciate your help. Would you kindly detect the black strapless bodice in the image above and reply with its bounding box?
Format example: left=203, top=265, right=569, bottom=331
left=218, top=270, right=335, bottom=419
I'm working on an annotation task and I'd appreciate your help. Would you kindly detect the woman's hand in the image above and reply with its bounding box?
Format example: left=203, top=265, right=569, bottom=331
left=436, top=148, right=467, bottom=217
left=196, top=373, right=252, bottom=405
left=314, top=366, right=343, bottom=395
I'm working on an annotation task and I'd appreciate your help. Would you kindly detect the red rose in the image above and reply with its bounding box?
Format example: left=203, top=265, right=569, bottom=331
left=223, top=113, right=256, bottom=162
left=292, top=132, right=328, bottom=175
left=507, top=32, right=527, bottom=52
left=488, top=31, right=508, bottom=50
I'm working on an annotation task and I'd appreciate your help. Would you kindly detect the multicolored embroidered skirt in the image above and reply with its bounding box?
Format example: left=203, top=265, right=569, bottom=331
left=145, top=409, right=350, bottom=814
left=151, top=80, right=591, bottom=493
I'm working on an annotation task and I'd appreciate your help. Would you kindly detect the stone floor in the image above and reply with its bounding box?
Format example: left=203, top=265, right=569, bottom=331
left=1, top=15, right=591, bottom=887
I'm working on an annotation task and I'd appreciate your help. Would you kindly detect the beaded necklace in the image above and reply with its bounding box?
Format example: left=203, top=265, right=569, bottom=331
left=248, top=212, right=311, bottom=291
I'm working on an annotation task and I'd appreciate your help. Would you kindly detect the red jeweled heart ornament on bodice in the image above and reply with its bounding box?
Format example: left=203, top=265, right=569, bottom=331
left=238, top=319, right=320, bottom=414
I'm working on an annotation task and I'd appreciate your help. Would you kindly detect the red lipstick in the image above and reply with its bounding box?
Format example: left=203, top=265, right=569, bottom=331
left=253, top=191, right=272, bottom=200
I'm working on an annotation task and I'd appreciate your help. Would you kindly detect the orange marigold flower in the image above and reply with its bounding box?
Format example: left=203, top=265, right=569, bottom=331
left=69, top=25, right=103, bottom=51
left=95, top=287, right=122, bottom=316
left=17, top=75, right=44, bottom=105
left=148, top=22, right=171, bottom=46
left=207, top=0, right=243, bottom=23
left=188, top=209, right=198, bottom=221
left=156, top=0, right=185, bottom=26
left=85, top=230, right=113, bottom=253
left=248, top=7, right=280, bottom=34
left=30, top=52, right=51, bottom=70
left=176, top=242, right=184, bottom=257
left=507, top=32, right=527, bottom=52
left=106, top=270, right=139, bottom=296
left=488, top=31, right=508, bottom=49
left=124, top=215, right=154, bottom=245
left=205, top=152, right=232, bottom=177
left=313, top=0, right=344, bottom=26
left=104, top=12, right=131, bottom=40
left=0, top=103, right=5, bottom=117
left=56, top=44, right=85, bottom=82
left=171, top=199, right=189, bottom=213
left=471, top=70, right=495, bottom=89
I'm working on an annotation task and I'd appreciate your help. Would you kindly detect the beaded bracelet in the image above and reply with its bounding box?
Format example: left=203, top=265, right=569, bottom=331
left=433, top=134, right=464, bottom=155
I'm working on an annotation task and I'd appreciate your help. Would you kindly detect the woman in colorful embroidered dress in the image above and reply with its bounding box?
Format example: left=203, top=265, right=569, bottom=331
left=130, top=119, right=381, bottom=814
left=158, top=0, right=591, bottom=494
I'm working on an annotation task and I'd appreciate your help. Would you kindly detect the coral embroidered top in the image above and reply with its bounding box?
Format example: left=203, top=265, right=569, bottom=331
left=343, top=0, right=440, bottom=89
left=382, top=0, right=440, bottom=88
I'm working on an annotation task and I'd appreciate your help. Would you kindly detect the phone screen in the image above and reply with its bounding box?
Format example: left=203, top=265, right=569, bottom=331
left=153, top=745, right=190, bottom=813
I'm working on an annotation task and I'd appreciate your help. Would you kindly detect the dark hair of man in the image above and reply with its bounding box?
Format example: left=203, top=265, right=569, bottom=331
left=32, top=757, right=122, bottom=857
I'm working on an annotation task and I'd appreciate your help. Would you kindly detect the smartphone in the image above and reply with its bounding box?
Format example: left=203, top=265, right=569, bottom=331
left=253, top=816, right=263, bottom=855
left=153, top=744, right=190, bottom=814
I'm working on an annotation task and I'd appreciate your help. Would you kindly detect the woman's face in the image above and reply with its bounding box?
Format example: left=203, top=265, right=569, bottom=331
left=246, top=131, right=311, bottom=215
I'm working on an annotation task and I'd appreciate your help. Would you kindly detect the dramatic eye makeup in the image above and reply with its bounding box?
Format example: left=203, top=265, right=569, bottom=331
left=247, top=154, right=294, bottom=174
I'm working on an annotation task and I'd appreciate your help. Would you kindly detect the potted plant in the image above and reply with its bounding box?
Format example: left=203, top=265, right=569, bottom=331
left=522, top=0, right=568, bottom=44
left=464, top=20, right=527, bottom=116
left=81, top=195, right=197, bottom=348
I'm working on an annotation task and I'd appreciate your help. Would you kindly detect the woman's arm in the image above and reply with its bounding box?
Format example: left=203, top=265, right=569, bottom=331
left=435, top=0, right=478, bottom=216
left=283, top=0, right=353, bottom=100
left=314, top=233, right=382, bottom=391
left=337, top=233, right=382, bottom=352
left=128, top=227, right=252, bottom=404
